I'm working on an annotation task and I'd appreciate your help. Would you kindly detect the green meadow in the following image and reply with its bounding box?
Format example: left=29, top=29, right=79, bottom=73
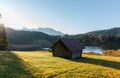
left=0, top=51, right=120, bottom=78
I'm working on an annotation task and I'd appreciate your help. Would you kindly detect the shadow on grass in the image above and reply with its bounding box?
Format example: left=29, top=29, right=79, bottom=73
left=0, top=51, right=35, bottom=78
left=71, top=57, right=120, bottom=70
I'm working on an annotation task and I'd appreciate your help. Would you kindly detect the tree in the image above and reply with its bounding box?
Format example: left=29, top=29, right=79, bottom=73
left=0, top=14, right=8, bottom=50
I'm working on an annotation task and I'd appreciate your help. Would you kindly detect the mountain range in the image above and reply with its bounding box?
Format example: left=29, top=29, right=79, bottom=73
left=5, top=27, right=120, bottom=50
left=22, top=27, right=64, bottom=36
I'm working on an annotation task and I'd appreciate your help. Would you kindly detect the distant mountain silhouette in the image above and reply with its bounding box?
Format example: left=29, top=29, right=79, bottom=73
left=86, top=27, right=120, bottom=36
left=22, top=27, right=64, bottom=36
left=6, top=27, right=59, bottom=50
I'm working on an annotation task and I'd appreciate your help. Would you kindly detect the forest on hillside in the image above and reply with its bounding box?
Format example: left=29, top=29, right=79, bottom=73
left=62, top=27, right=120, bottom=50
left=6, top=28, right=59, bottom=50
left=5, top=27, right=120, bottom=50
left=86, top=27, right=120, bottom=37
left=73, top=34, right=120, bottom=49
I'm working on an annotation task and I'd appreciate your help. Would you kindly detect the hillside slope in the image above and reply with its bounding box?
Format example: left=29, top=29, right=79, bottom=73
left=73, top=27, right=120, bottom=49
left=0, top=51, right=120, bottom=78
left=86, top=27, right=120, bottom=36
left=6, top=28, right=59, bottom=50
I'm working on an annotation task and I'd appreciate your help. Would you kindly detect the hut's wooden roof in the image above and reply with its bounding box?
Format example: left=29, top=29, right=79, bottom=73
left=51, top=38, right=84, bottom=53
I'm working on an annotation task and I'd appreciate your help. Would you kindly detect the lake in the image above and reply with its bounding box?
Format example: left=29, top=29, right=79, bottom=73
left=43, top=46, right=105, bottom=54
left=83, top=46, right=104, bottom=54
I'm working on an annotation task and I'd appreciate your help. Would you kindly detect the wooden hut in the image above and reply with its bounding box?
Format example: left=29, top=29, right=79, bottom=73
left=51, top=38, right=84, bottom=59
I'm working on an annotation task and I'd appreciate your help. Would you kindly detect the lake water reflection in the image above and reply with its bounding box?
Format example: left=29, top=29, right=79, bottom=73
left=83, top=46, right=104, bottom=54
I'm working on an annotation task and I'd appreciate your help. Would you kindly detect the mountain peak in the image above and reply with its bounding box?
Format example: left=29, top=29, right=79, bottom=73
left=22, top=27, right=64, bottom=36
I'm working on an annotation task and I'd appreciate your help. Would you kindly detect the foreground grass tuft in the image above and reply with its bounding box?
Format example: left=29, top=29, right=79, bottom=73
left=0, top=51, right=120, bottom=78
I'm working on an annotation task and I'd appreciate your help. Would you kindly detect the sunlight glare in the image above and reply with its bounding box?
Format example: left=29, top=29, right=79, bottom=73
left=0, top=5, right=32, bottom=29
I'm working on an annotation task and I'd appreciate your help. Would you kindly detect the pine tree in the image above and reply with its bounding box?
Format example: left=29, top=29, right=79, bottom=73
left=0, top=13, right=8, bottom=50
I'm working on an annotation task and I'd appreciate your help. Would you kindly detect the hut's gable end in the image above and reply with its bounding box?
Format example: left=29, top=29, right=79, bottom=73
left=71, top=50, right=82, bottom=59
left=72, top=52, right=81, bottom=59
left=52, top=41, right=71, bottom=59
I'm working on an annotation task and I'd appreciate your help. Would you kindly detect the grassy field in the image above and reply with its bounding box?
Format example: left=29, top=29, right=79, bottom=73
left=0, top=51, right=120, bottom=78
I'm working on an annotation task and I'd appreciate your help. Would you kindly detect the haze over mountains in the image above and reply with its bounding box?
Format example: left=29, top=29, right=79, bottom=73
left=22, top=27, right=64, bottom=36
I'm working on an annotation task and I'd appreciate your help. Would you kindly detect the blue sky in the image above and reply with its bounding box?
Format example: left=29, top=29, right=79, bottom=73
left=0, top=0, right=120, bottom=34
